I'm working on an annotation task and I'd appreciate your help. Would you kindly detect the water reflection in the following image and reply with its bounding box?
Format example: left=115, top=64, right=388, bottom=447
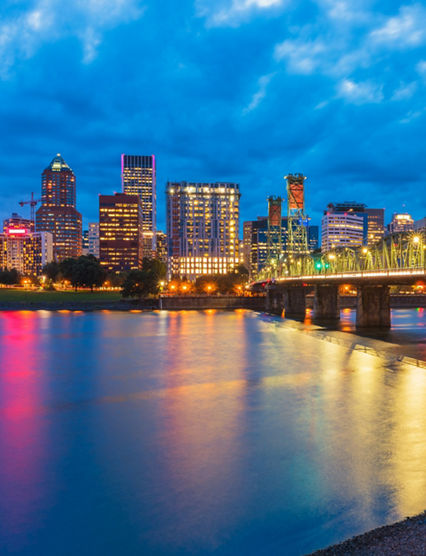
left=0, top=309, right=424, bottom=555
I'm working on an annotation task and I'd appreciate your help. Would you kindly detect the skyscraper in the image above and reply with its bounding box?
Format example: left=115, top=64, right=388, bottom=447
left=99, top=193, right=143, bottom=273
left=166, top=181, right=240, bottom=279
left=35, top=154, right=82, bottom=261
left=121, top=154, right=156, bottom=257
left=365, top=208, right=385, bottom=246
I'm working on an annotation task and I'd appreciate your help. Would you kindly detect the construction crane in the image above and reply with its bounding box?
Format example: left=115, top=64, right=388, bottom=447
left=19, top=192, right=40, bottom=223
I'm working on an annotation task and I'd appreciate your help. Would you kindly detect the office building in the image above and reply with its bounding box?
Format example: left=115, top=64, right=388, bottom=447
left=121, top=154, right=156, bottom=257
left=365, top=208, right=385, bottom=246
left=321, top=202, right=368, bottom=252
left=156, top=231, right=168, bottom=264
left=166, top=181, right=240, bottom=279
left=99, top=193, right=143, bottom=273
left=1, top=214, right=53, bottom=275
left=388, top=213, right=414, bottom=234
left=82, top=230, right=89, bottom=255
left=414, top=217, right=426, bottom=232
left=35, top=154, right=82, bottom=261
left=88, top=222, right=100, bottom=258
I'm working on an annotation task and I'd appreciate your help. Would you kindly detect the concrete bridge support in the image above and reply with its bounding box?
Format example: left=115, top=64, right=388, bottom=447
left=356, top=285, right=391, bottom=329
left=283, top=286, right=306, bottom=321
left=265, top=287, right=284, bottom=315
left=313, top=284, right=340, bottom=323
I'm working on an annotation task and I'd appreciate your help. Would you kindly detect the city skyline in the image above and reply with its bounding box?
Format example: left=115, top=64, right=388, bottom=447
left=0, top=1, right=425, bottom=229
left=1, top=150, right=423, bottom=236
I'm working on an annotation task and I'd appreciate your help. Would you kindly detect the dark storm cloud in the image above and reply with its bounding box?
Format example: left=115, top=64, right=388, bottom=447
left=0, top=0, right=425, bottom=230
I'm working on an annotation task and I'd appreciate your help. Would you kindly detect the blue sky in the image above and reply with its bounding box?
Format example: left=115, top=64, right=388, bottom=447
left=0, top=0, right=425, bottom=231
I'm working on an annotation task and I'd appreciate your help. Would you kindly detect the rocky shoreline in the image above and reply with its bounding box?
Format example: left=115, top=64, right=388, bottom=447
left=307, top=511, right=426, bottom=555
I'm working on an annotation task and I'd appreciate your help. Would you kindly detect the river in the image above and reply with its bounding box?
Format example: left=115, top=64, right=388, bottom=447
left=0, top=309, right=425, bottom=555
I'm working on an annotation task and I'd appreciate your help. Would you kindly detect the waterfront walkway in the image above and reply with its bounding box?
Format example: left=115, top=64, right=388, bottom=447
left=308, top=511, right=426, bottom=555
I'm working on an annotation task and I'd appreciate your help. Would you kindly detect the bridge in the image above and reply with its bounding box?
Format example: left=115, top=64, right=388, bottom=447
left=253, top=231, right=425, bottom=328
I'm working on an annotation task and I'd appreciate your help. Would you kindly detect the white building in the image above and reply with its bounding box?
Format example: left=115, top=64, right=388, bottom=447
left=321, top=212, right=365, bottom=252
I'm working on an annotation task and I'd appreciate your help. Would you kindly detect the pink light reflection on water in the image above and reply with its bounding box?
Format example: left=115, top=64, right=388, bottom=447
left=0, top=311, right=48, bottom=542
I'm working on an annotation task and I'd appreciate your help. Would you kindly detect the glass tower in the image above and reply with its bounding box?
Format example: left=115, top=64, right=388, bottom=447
left=121, top=154, right=156, bottom=257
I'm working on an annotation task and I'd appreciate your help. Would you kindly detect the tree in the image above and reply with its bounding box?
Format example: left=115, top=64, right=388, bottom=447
left=42, top=261, right=61, bottom=281
left=121, top=269, right=160, bottom=298
left=121, top=258, right=166, bottom=298
left=59, top=255, right=106, bottom=291
left=0, top=268, right=20, bottom=285
left=142, top=257, right=166, bottom=278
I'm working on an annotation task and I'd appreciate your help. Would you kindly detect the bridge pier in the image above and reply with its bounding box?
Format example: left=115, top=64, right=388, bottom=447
left=313, top=284, right=340, bottom=323
left=265, top=287, right=284, bottom=315
left=283, top=286, right=306, bottom=321
left=356, top=285, right=391, bottom=329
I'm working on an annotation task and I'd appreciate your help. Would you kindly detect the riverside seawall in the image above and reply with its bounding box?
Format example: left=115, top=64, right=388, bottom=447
left=0, top=295, right=266, bottom=312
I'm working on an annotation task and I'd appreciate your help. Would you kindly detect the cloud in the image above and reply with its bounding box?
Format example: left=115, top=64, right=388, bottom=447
left=274, top=38, right=327, bottom=74
left=337, top=79, right=383, bottom=104
left=369, top=4, right=426, bottom=48
left=391, top=82, right=417, bottom=101
left=243, top=73, right=275, bottom=113
left=0, top=0, right=144, bottom=77
left=197, top=0, right=285, bottom=27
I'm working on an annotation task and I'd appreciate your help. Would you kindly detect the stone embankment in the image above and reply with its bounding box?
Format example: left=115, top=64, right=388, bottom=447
left=307, top=511, right=426, bottom=555
left=0, top=295, right=266, bottom=312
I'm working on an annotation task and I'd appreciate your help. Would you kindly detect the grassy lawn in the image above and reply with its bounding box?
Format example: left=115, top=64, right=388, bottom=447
left=0, top=288, right=122, bottom=304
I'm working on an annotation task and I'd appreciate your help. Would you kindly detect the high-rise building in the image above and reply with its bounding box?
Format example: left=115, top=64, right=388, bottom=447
left=88, top=222, right=100, bottom=258
left=388, top=213, right=414, bottom=234
left=121, top=154, right=156, bottom=257
left=365, top=208, right=385, bottom=246
left=321, top=202, right=368, bottom=253
left=1, top=213, right=53, bottom=275
left=156, top=231, right=168, bottom=264
left=82, top=230, right=89, bottom=255
left=166, top=181, right=240, bottom=279
left=35, top=154, right=82, bottom=261
left=99, top=193, right=143, bottom=273
left=414, top=217, right=426, bottom=232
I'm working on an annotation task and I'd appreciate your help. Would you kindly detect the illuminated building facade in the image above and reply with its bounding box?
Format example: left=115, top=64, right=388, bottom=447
left=99, top=193, right=143, bottom=272
left=121, top=154, right=156, bottom=257
left=156, top=230, right=168, bottom=264
left=88, top=222, right=100, bottom=258
left=82, top=230, right=89, bottom=255
left=321, top=202, right=368, bottom=253
left=35, top=154, right=82, bottom=261
left=365, top=208, right=385, bottom=246
left=1, top=213, right=53, bottom=275
left=166, top=181, right=240, bottom=279
left=388, top=212, right=414, bottom=234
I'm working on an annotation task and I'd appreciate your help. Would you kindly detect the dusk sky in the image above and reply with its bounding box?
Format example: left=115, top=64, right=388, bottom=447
left=1, top=0, right=425, bottom=231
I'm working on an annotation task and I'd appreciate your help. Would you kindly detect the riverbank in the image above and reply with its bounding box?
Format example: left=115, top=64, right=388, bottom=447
left=0, top=289, right=266, bottom=311
left=307, top=511, right=426, bottom=555
left=0, top=289, right=424, bottom=311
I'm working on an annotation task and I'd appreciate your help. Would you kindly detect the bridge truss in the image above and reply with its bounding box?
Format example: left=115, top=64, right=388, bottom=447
left=257, top=230, right=426, bottom=281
